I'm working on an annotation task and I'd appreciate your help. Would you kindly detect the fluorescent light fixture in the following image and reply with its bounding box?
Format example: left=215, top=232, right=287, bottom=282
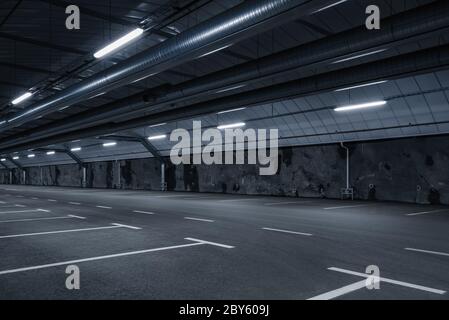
left=12, top=92, right=33, bottom=105
left=0, top=158, right=5, bottom=162
left=13, top=156, right=19, bottom=160
left=198, top=45, right=231, bottom=58
left=217, top=107, right=247, bottom=115
left=216, top=84, right=246, bottom=94
left=0, top=120, right=6, bottom=125
left=335, top=81, right=388, bottom=92
left=334, top=100, right=387, bottom=112
left=46, top=151, right=56, bottom=155
left=70, top=147, right=82, bottom=152
left=94, top=28, right=144, bottom=59
left=27, top=154, right=35, bottom=158
left=59, top=105, right=70, bottom=111
left=148, top=134, right=166, bottom=141
left=149, top=123, right=166, bottom=128
left=102, top=142, right=117, bottom=147
left=313, top=0, right=348, bottom=13
left=332, top=49, right=387, bottom=64
left=217, top=122, right=246, bottom=130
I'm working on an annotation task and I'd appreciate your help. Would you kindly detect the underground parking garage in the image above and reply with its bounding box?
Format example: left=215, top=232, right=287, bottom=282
left=0, top=0, right=449, bottom=307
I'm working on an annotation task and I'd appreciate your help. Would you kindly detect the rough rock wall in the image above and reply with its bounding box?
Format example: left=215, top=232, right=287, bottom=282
left=120, top=159, right=161, bottom=190
left=166, top=145, right=345, bottom=199
left=1, top=135, right=448, bottom=204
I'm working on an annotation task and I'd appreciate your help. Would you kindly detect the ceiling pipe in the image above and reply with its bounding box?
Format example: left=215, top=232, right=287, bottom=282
left=0, top=0, right=332, bottom=133
left=2, top=43, right=449, bottom=154
left=2, top=0, right=449, bottom=148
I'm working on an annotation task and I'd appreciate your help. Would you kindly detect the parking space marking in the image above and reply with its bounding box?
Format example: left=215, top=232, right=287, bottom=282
left=0, top=223, right=133, bottom=239
left=328, top=267, right=446, bottom=295
left=0, top=204, right=26, bottom=208
left=405, top=247, right=449, bottom=257
left=405, top=209, right=449, bottom=216
left=0, top=209, right=50, bottom=215
left=0, top=201, right=6, bottom=204
left=262, top=227, right=313, bottom=236
left=0, top=237, right=232, bottom=276
left=47, top=199, right=57, bottom=202
left=0, top=215, right=86, bottom=224
left=31, top=197, right=39, bottom=200
left=264, top=201, right=312, bottom=206
left=184, top=217, right=215, bottom=223
left=133, top=210, right=155, bottom=215
left=308, top=280, right=370, bottom=300
left=111, top=223, right=142, bottom=230
left=68, top=215, right=86, bottom=219
left=69, top=202, right=81, bottom=205
left=16, top=195, right=24, bottom=198
left=185, top=237, right=234, bottom=249
left=218, top=198, right=258, bottom=203
left=96, top=205, right=112, bottom=209
left=15, top=204, right=26, bottom=208
left=323, top=204, right=375, bottom=210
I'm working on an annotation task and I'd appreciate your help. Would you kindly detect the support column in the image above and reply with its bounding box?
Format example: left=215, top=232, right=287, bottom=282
left=82, top=166, right=87, bottom=188
left=161, top=163, right=166, bottom=191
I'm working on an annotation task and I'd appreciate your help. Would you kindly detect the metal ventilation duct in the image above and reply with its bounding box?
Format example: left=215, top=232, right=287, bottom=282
left=0, top=0, right=329, bottom=133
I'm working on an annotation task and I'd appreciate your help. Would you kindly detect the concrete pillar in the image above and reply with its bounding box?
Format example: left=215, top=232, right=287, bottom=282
left=22, top=170, right=26, bottom=185
left=82, top=167, right=87, bottom=188
left=161, top=163, right=166, bottom=191
left=113, top=161, right=121, bottom=189
left=9, top=171, right=12, bottom=185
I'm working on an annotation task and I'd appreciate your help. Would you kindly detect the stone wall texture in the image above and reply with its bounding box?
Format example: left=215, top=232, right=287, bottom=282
left=1, top=135, right=448, bottom=205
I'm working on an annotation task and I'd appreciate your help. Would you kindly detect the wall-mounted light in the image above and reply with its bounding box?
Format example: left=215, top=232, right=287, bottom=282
left=217, top=122, right=246, bottom=130
left=334, top=100, right=387, bottom=112
left=94, top=28, right=144, bottom=59
left=12, top=92, right=33, bottom=105
left=148, top=135, right=166, bottom=141
left=102, top=142, right=117, bottom=147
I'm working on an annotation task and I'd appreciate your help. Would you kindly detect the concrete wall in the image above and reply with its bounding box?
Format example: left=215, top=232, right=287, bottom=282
left=1, top=135, right=448, bottom=205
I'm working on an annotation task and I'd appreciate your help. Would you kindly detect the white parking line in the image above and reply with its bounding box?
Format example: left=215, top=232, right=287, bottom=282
left=308, top=280, right=370, bottom=300
left=323, top=204, right=375, bottom=210
left=48, top=199, right=57, bottom=202
left=16, top=195, right=24, bottom=198
left=0, top=215, right=85, bottom=224
left=68, top=215, right=86, bottom=220
left=15, top=204, right=26, bottom=207
left=96, top=206, right=112, bottom=209
left=264, top=201, right=312, bottom=206
left=0, top=209, right=50, bottom=215
left=185, top=237, right=234, bottom=249
left=133, top=210, right=155, bottom=215
left=218, top=198, right=258, bottom=202
left=111, top=223, right=142, bottom=230
left=184, top=217, right=215, bottom=223
left=405, top=209, right=448, bottom=216
left=405, top=247, right=449, bottom=257
left=0, top=223, right=134, bottom=239
left=31, top=197, right=39, bottom=200
left=69, top=202, right=81, bottom=205
left=0, top=237, right=232, bottom=276
left=0, top=201, right=5, bottom=204
left=0, top=204, right=25, bottom=208
left=328, top=267, right=446, bottom=295
left=262, top=227, right=313, bottom=236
